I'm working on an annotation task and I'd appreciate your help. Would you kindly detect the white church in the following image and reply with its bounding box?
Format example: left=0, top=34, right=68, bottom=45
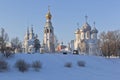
left=73, top=16, right=101, bottom=55
left=22, top=8, right=57, bottom=53
left=22, top=27, right=40, bottom=53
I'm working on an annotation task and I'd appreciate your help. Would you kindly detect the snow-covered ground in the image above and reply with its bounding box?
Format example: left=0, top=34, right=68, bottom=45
left=0, top=53, right=120, bottom=80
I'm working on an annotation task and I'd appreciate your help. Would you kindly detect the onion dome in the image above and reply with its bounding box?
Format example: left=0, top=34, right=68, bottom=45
left=46, top=10, right=52, bottom=20
left=91, top=27, right=98, bottom=33
left=82, top=22, right=91, bottom=31
left=75, top=28, right=80, bottom=34
left=80, top=26, right=85, bottom=32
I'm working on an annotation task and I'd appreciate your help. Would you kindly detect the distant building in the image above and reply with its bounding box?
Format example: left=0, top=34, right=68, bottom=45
left=73, top=16, right=100, bottom=55
left=5, top=42, right=13, bottom=53
left=56, top=42, right=67, bottom=52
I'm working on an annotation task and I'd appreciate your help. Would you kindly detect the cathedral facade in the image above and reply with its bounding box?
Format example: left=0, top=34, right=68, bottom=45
left=74, top=18, right=100, bottom=55
left=22, top=27, right=40, bottom=53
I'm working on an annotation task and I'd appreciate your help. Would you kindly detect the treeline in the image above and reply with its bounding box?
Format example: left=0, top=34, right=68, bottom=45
left=0, top=28, right=40, bottom=57
left=0, top=27, right=120, bottom=57
left=99, top=30, right=120, bottom=57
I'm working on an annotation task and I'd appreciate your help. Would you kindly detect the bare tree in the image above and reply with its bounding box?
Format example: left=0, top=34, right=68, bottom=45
left=99, top=31, right=107, bottom=56
left=0, top=28, right=9, bottom=53
left=99, top=30, right=120, bottom=57
left=114, top=30, right=120, bottom=56
left=11, top=37, right=22, bottom=53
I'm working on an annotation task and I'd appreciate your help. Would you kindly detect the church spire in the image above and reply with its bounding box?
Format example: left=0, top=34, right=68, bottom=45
left=27, top=27, right=29, bottom=34
left=48, top=5, right=50, bottom=12
left=92, top=21, right=98, bottom=33
left=93, top=21, right=96, bottom=27
left=77, top=22, right=80, bottom=28
left=29, top=25, right=34, bottom=39
left=25, top=27, right=29, bottom=40
left=85, top=15, right=88, bottom=23
left=30, top=25, right=33, bottom=33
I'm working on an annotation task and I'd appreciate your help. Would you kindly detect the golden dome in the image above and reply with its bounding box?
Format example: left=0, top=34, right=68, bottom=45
left=46, top=11, right=52, bottom=20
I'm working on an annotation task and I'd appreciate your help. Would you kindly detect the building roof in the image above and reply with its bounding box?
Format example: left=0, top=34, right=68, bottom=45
left=91, top=27, right=98, bottom=33
left=75, top=28, right=80, bottom=34
left=82, top=22, right=91, bottom=31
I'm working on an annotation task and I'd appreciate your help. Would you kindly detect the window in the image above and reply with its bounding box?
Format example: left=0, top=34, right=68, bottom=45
left=50, top=29, right=52, bottom=33
left=47, top=29, right=49, bottom=33
left=86, top=32, right=90, bottom=39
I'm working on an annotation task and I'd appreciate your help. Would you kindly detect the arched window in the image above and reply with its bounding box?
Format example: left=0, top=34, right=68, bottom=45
left=86, top=31, right=90, bottom=39
left=50, top=29, right=52, bottom=33
left=47, top=29, right=49, bottom=33
left=81, top=33, right=84, bottom=39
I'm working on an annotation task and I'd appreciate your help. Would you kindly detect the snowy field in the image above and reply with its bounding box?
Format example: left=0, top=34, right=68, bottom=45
left=0, top=53, right=120, bottom=80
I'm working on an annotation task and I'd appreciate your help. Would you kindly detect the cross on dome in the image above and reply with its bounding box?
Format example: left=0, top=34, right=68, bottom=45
left=46, top=5, right=52, bottom=20
left=48, top=5, right=50, bottom=12
left=85, top=15, right=88, bottom=22
left=93, top=21, right=96, bottom=27
left=77, top=22, right=80, bottom=27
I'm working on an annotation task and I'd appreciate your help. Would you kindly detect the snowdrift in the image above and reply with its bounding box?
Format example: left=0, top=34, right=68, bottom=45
left=0, top=53, right=120, bottom=80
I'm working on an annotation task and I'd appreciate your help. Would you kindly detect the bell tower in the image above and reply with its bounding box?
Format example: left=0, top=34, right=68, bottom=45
left=43, top=7, right=55, bottom=52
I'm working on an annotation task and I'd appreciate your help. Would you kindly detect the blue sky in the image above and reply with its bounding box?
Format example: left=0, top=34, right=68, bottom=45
left=0, top=0, right=120, bottom=44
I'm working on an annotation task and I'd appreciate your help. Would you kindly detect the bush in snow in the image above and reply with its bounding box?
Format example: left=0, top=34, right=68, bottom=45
left=0, top=60, right=8, bottom=72
left=64, top=62, right=72, bottom=68
left=32, top=60, right=42, bottom=71
left=2, top=52, right=14, bottom=58
left=15, top=59, right=29, bottom=72
left=77, top=60, right=85, bottom=67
